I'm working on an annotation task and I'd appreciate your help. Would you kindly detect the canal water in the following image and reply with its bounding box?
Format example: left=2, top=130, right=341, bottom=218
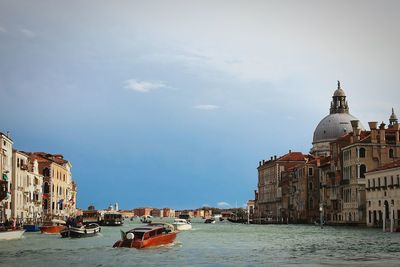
left=1, top=219, right=400, bottom=266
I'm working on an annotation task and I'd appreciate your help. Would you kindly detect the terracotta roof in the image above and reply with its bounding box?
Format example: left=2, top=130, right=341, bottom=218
left=368, top=160, right=400, bottom=173
left=277, top=152, right=306, bottom=162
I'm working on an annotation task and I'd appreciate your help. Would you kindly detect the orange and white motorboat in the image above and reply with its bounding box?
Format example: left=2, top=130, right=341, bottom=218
left=40, top=219, right=66, bottom=234
left=113, top=222, right=178, bottom=249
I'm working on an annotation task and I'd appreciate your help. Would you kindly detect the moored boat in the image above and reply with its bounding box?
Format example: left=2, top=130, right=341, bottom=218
left=60, top=223, right=101, bottom=238
left=113, top=222, right=177, bottom=249
left=40, top=219, right=66, bottom=234
left=23, top=224, right=40, bottom=232
left=0, top=229, right=25, bottom=240
left=172, top=218, right=192, bottom=231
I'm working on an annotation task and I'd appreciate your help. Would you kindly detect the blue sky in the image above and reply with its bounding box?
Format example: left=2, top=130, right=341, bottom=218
left=1, top=0, right=400, bottom=210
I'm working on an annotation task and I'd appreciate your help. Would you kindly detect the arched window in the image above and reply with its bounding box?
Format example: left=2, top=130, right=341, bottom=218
left=360, top=164, right=367, bottom=178
left=359, top=148, right=366, bottom=158
left=43, top=182, right=50, bottom=193
left=43, top=168, right=50, bottom=177
left=389, top=149, right=394, bottom=158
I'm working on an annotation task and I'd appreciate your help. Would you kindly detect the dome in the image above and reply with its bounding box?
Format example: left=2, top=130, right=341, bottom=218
left=333, top=88, right=346, bottom=97
left=313, top=113, right=365, bottom=144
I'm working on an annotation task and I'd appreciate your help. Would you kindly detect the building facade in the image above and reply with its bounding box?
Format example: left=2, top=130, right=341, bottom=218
left=0, top=132, right=13, bottom=221
left=365, top=160, right=400, bottom=230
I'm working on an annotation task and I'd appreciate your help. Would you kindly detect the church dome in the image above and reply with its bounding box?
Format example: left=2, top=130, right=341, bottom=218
left=313, top=113, right=364, bottom=144
left=311, top=81, right=364, bottom=156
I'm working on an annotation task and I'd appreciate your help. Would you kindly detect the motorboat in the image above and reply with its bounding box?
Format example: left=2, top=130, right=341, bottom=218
left=0, top=228, right=25, bottom=240
left=40, top=219, right=66, bottom=234
left=140, top=215, right=153, bottom=223
left=172, top=218, right=192, bottom=231
left=204, top=218, right=216, bottom=224
left=113, top=222, right=177, bottom=249
left=60, top=223, right=101, bottom=238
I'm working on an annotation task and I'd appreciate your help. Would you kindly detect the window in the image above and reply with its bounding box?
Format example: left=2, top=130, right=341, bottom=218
left=44, top=182, right=49, bottom=193
left=391, top=176, right=394, bottom=186
left=389, top=149, right=394, bottom=158
left=378, top=178, right=381, bottom=187
left=43, top=168, right=50, bottom=177
left=309, top=182, right=313, bottom=190
left=359, top=148, right=366, bottom=158
left=360, top=164, right=367, bottom=178
left=308, top=167, right=313, bottom=176
left=384, top=177, right=387, bottom=187
left=368, top=179, right=370, bottom=188
left=373, top=179, right=376, bottom=188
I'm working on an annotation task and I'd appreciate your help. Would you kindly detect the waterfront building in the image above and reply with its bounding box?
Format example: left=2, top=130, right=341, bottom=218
left=11, top=150, right=43, bottom=223
left=29, top=152, right=76, bottom=220
left=320, top=113, right=400, bottom=225
left=255, top=151, right=308, bottom=223
left=0, top=132, right=13, bottom=221
left=162, top=208, right=175, bottom=217
left=365, top=160, right=400, bottom=230
left=134, top=207, right=153, bottom=217
left=151, top=208, right=163, bottom=217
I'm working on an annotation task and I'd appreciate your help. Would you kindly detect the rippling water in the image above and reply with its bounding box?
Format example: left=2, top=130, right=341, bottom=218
left=1, top=220, right=400, bottom=267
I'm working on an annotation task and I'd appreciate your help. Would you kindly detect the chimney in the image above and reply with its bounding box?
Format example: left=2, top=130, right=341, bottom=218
left=270, top=156, right=273, bottom=161
left=379, top=122, right=386, bottom=144
left=274, top=155, right=277, bottom=160
left=259, top=161, right=261, bottom=167
left=289, top=150, right=292, bottom=153
left=369, top=121, right=378, bottom=143
left=350, top=120, right=361, bottom=141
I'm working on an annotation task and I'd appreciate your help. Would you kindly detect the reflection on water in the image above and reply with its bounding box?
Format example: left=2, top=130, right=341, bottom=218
left=1, top=220, right=400, bottom=266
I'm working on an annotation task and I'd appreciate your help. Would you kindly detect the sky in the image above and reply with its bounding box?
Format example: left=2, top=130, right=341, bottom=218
left=1, top=0, right=400, bottom=210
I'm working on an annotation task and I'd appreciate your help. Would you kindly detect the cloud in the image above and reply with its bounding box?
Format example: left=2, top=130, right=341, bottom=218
left=0, top=26, right=6, bottom=33
left=194, top=104, right=220, bottom=110
left=124, top=79, right=166, bottom=93
left=217, top=201, right=231, bottom=208
left=20, top=28, right=36, bottom=38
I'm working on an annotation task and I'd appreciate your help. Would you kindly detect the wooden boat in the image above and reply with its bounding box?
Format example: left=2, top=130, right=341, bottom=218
left=113, top=222, right=177, bottom=249
left=172, top=219, right=192, bottom=231
left=40, top=219, right=66, bottom=234
left=60, top=223, right=101, bottom=238
left=0, top=229, right=25, bottom=240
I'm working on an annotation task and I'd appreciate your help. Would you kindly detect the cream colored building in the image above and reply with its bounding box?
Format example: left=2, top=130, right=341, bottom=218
left=365, top=160, right=400, bottom=230
left=30, top=153, right=77, bottom=220
left=0, top=132, right=13, bottom=221
left=11, top=150, right=29, bottom=221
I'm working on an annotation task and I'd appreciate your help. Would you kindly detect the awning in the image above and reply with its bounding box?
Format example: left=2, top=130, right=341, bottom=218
left=2, top=174, right=8, bottom=181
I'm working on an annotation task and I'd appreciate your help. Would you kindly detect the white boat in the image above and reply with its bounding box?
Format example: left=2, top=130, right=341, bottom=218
left=0, top=229, right=25, bottom=240
left=140, top=215, right=153, bottom=223
left=60, top=223, right=101, bottom=238
left=172, top=219, right=192, bottom=231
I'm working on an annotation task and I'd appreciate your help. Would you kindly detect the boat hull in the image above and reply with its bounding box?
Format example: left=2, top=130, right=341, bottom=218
left=61, top=224, right=101, bottom=238
left=40, top=225, right=66, bottom=234
left=113, top=232, right=177, bottom=249
left=23, top=224, right=41, bottom=232
left=0, top=230, right=25, bottom=240
left=173, top=223, right=192, bottom=231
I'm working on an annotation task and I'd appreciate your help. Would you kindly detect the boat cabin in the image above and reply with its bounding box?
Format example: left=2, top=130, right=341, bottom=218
left=127, top=226, right=171, bottom=241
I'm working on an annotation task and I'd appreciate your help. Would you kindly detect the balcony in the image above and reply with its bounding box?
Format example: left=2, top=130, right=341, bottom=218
left=20, top=164, right=28, bottom=171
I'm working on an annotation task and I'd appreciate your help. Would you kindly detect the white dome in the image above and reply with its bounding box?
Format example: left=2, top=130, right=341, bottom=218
left=313, top=113, right=365, bottom=144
